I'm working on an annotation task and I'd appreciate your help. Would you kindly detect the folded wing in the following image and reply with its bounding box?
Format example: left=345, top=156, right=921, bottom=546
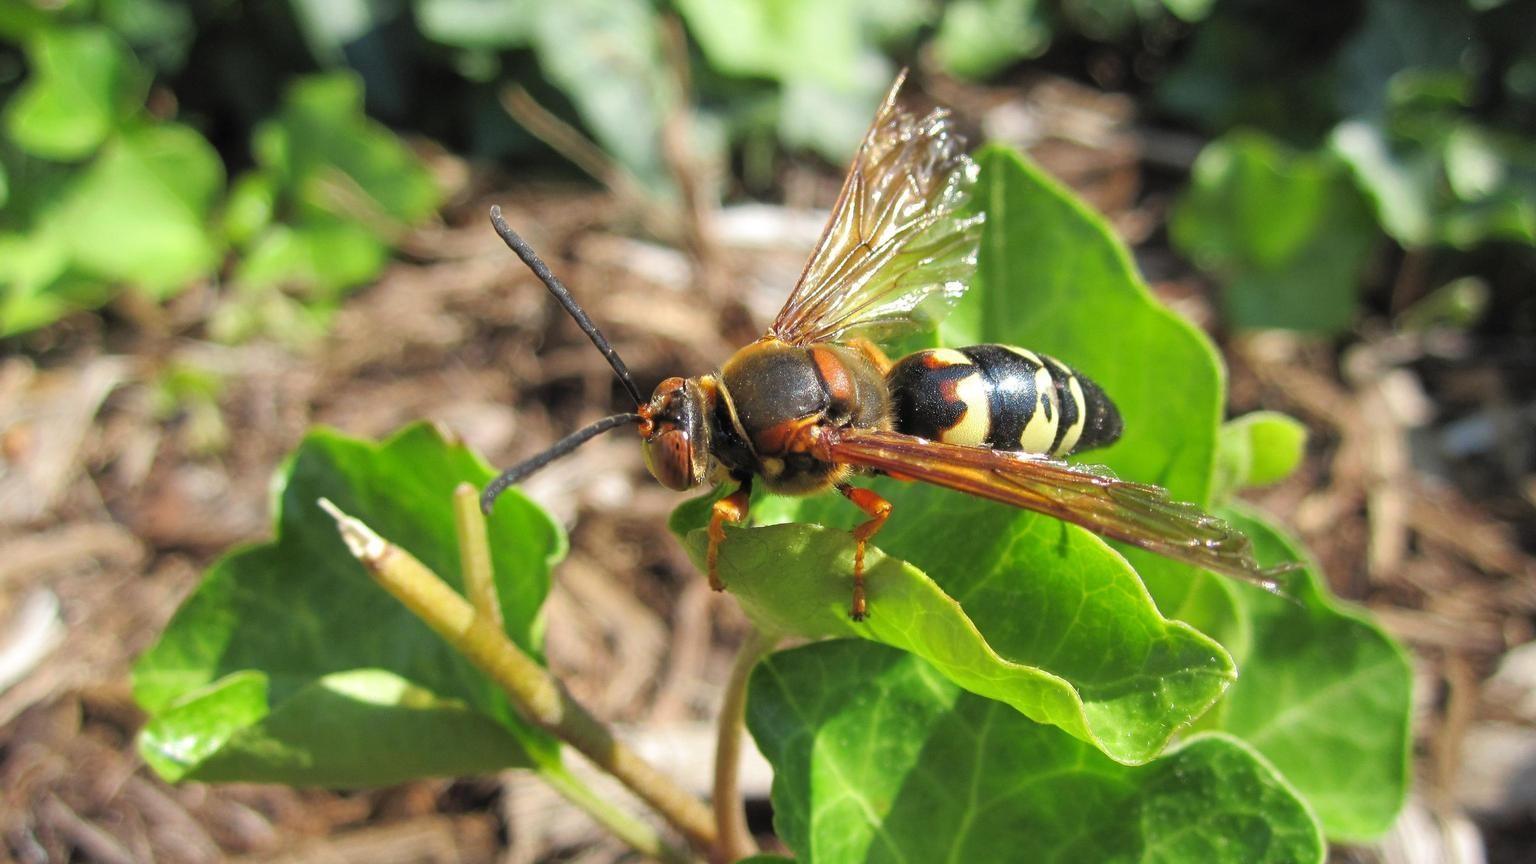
left=826, top=426, right=1294, bottom=592
left=769, top=71, right=984, bottom=347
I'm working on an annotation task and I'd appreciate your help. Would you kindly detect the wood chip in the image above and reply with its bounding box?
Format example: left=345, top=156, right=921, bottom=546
left=0, top=356, right=127, bottom=525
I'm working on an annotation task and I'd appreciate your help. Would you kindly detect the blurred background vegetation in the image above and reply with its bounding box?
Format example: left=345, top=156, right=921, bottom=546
left=3, top=0, right=1533, bottom=340
left=2, top=0, right=1534, bottom=862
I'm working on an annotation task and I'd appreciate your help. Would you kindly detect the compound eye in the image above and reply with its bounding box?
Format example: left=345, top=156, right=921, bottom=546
left=644, top=428, right=697, bottom=491
left=652, top=376, right=686, bottom=405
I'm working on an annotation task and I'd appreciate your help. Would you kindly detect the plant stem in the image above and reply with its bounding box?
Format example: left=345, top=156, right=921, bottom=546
left=499, top=84, right=647, bottom=208
left=452, top=489, right=673, bottom=859
left=541, top=762, right=692, bottom=864
left=318, top=498, right=717, bottom=858
left=453, top=482, right=503, bottom=629
left=713, top=628, right=776, bottom=863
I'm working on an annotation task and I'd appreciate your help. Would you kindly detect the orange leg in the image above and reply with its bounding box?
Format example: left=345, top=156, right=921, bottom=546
left=837, top=483, right=893, bottom=621
left=707, top=481, right=752, bottom=592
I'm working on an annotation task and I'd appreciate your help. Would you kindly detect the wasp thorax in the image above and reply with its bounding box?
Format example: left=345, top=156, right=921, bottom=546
left=640, top=376, right=711, bottom=491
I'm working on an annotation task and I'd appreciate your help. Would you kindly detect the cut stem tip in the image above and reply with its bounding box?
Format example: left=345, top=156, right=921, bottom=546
left=317, top=497, right=387, bottom=562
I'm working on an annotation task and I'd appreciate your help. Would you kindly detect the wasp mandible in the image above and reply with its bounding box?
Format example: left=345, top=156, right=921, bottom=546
left=482, top=71, right=1289, bottom=620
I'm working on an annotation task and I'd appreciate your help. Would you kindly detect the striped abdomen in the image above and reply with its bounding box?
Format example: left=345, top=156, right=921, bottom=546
left=886, top=345, right=1122, bottom=458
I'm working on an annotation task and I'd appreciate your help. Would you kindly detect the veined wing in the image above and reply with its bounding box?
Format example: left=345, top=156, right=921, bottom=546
left=769, top=70, right=984, bottom=347
left=825, top=427, right=1295, bottom=591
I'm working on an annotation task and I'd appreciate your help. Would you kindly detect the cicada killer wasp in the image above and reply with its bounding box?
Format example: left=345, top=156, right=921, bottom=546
left=482, top=71, right=1293, bottom=620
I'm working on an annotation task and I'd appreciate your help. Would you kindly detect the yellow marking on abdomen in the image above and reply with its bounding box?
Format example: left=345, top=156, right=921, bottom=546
left=1056, top=374, right=1087, bottom=455
left=940, top=372, right=991, bottom=446
left=926, top=347, right=972, bottom=367
left=1017, top=365, right=1060, bottom=453
left=1004, top=345, right=1043, bottom=365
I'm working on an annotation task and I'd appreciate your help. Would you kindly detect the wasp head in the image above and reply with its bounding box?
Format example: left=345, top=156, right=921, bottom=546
left=639, top=377, right=711, bottom=491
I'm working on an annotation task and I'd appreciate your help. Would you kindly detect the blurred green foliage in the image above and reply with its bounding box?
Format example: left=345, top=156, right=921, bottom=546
left=5, top=25, right=146, bottom=160
left=0, top=1, right=878, bottom=336
left=2, top=0, right=1529, bottom=340
left=151, top=359, right=228, bottom=455
left=0, top=21, right=223, bottom=335
left=213, top=74, right=442, bottom=343
left=1171, top=133, right=1377, bottom=332
left=933, top=0, right=1052, bottom=79
left=0, top=4, right=442, bottom=338
left=1163, top=0, right=1536, bottom=332
left=1213, top=411, right=1308, bottom=501
left=308, top=0, right=679, bottom=192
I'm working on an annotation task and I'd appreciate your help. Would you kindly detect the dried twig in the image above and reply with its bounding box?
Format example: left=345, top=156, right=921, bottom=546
left=498, top=84, right=648, bottom=209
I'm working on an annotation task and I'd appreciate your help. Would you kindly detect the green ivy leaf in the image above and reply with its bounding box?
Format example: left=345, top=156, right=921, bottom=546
left=257, top=73, right=441, bottom=226
left=1326, top=0, right=1535, bottom=248
left=954, top=146, right=1219, bottom=501
left=951, top=144, right=1247, bottom=649
left=234, top=219, right=390, bottom=297
left=51, top=123, right=226, bottom=298
left=1160, top=0, right=1216, bottom=22
left=0, top=120, right=224, bottom=331
left=934, top=0, right=1052, bottom=81
left=954, top=146, right=1406, bottom=839
left=1330, top=120, right=1437, bottom=246
left=0, top=230, right=73, bottom=336
left=673, top=0, right=908, bottom=159
left=1214, top=411, right=1308, bottom=499
left=748, top=641, right=1324, bottom=863
left=415, top=0, right=535, bottom=48
left=139, top=669, right=534, bottom=786
left=286, top=0, right=398, bottom=68
left=675, top=0, right=868, bottom=88
left=222, top=173, right=279, bottom=247
left=1333, top=116, right=1536, bottom=249
left=530, top=0, right=672, bottom=193
left=1334, top=0, right=1471, bottom=121
left=777, top=68, right=896, bottom=165
left=682, top=520, right=1234, bottom=766
left=0, top=2, right=55, bottom=42
left=230, top=73, right=442, bottom=303
left=1205, top=506, right=1412, bottom=840
left=97, top=0, right=197, bottom=73
left=1171, top=132, right=1378, bottom=333
left=4, top=26, right=146, bottom=160
left=134, top=423, right=565, bottom=785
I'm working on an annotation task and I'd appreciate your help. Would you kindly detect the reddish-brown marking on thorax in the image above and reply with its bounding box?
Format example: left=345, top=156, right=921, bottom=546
left=808, top=346, right=855, bottom=405
left=709, top=337, right=891, bottom=495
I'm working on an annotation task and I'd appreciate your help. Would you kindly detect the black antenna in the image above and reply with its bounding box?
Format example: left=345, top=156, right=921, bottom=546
left=489, top=206, right=644, bottom=407
left=482, top=412, right=643, bottom=513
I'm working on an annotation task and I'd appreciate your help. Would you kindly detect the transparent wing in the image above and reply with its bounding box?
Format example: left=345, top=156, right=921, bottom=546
left=769, top=71, right=984, bottom=347
left=827, top=427, right=1296, bottom=591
